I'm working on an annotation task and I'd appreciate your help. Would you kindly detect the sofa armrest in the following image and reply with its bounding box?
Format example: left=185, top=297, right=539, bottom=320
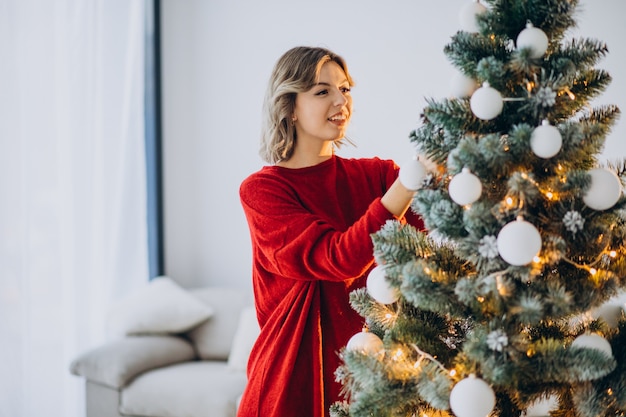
left=70, top=335, right=197, bottom=389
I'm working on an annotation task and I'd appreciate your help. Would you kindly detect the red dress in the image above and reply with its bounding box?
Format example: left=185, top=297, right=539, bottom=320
left=238, top=156, right=424, bottom=417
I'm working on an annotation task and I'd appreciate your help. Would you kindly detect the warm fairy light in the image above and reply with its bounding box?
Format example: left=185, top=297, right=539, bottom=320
left=449, top=369, right=457, bottom=377
left=477, top=296, right=485, bottom=303
left=608, top=388, right=614, bottom=396
left=533, top=256, right=541, bottom=263
left=393, top=349, right=403, bottom=360
left=545, top=191, right=554, bottom=199
left=385, top=313, right=393, bottom=319
left=609, top=251, right=617, bottom=257
left=506, top=197, right=514, bottom=206
left=589, top=268, right=597, bottom=275
left=526, top=81, right=535, bottom=92
left=563, top=87, right=576, bottom=100
left=424, top=267, right=431, bottom=274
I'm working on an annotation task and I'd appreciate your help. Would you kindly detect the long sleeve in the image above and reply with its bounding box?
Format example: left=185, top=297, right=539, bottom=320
left=240, top=173, right=395, bottom=281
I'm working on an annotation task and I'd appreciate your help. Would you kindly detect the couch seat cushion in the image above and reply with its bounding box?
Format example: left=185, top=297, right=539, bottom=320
left=120, top=361, right=247, bottom=417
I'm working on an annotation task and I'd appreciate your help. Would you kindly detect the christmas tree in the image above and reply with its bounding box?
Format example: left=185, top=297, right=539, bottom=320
left=332, top=1, right=626, bottom=416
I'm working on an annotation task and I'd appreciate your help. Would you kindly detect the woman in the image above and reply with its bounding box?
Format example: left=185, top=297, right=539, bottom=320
left=238, top=46, right=424, bottom=417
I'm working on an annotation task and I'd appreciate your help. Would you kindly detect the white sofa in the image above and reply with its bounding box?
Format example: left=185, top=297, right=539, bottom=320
left=70, top=282, right=259, bottom=417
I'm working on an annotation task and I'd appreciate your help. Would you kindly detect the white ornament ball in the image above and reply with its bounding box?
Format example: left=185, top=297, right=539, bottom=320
left=516, top=22, right=548, bottom=59
left=525, top=395, right=558, bottom=417
left=450, top=71, right=479, bottom=98
left=572, top=333, right=613, bottom=358
left=367, top=265, right=400, bottom=305
left=530, top=120, right=562, bottom=159
left=449, top=168, right=482, bottom=205
left=583, top=168, right=622, bottom=211
left=399, top=156, right=427, bottom=191
left=346, top=331, right=384, bottom=355
left=449, top=374, right=496, bottom=417
left=470, top=82, right=503, bottom=120
left=458, top=0, right=488, bottom=33
left=497, top=217, right=542, bottom=266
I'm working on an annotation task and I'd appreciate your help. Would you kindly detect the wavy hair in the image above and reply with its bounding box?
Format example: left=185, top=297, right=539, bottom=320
left=259, top=46, right=354, bottom=164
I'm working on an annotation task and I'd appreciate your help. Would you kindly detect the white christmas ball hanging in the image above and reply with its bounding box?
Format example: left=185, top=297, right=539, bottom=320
left=497, top=216, right=542, bottom=266
left=449, top=374, right=496, bottom=417
left=516, top=22, right=548, bottom=59
left=399, top=155, right=427, bottom=191
left=458, top=0, right=488, bottom=33
left=367, top=265, right=400, bottom=305
left=572, top=333, right=613, bottom=358
left=530, top=120, right=562, bottom=159
left=526, top=395, right=558, bottom=417
left=470, top=82, right=503, bottom=120
left=450, top=71, right=479, bottom=98
left=449, top=168, right=482, bottom=205
left=582, top=168, right=622, bottom=211
left=346, top=331, right=384, bottom=355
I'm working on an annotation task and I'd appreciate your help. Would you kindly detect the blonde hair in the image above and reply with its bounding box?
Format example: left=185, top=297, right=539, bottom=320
left=259, top=46, right=354, bottom=164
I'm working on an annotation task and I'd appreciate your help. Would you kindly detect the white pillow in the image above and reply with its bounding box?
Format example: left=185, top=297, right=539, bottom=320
left=227, top=306, right=260, bottom=372
left=107, top=276, right=214, bottom=337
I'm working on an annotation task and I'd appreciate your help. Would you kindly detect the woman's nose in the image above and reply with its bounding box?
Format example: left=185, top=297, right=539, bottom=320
left=333, top=89, right=348, bottom=106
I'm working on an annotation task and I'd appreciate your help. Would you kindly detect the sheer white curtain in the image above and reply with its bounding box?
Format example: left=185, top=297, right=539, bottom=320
left=0, top=1, right=148, bottom=417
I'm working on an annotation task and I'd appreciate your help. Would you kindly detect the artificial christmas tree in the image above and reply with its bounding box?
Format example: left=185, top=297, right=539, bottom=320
left=332, top=1, right=626, bottom=416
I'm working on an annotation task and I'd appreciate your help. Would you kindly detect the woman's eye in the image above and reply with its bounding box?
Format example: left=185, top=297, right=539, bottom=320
left=315, top=89, right=328, bottom=96
left=341, top=87, right=351, bottom=93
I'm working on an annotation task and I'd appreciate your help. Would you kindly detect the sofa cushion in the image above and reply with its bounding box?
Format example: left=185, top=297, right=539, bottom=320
left=120, top=361, right=247, bottom=417
left=69, top=335, right=196, bottom=389
left=187, top=288, right=251, bottom=360
left=227, top=306, right=260, bottom=372
left=107, top=276, right=214, bottom=336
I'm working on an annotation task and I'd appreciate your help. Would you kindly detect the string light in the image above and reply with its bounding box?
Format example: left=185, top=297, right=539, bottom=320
left=393, top=349, right=404, bottom=360
left=562, top=86, right=576, bottom=100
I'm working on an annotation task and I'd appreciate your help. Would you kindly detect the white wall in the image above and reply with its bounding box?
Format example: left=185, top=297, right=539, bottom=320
left=160, top=0, right=626, bottom=291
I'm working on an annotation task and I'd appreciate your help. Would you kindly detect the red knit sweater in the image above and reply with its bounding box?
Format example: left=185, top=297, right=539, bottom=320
left=238, top=156, right=424, bottom=417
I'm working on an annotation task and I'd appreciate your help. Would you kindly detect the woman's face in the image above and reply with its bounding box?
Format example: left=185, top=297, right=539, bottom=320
left=293, top=61, right=352, bottom=149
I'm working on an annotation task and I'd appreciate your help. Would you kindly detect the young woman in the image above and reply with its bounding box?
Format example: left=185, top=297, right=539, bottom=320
left=238, top=46, right=424, bottom=417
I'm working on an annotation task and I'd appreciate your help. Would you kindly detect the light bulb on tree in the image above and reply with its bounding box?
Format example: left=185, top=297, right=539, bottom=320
left=449, top=374, right=496, bottom=417
left=367, top=265, right=400, bottom=305
left=458, top=0, right=488, bottom=33
left=582, top=168, right=622, bottom=211
left=530, top=120, right=562, bottom=159
left=470, top=82, right=503, bottom=120
left=346, top=331, right=384, bottom=355
left=516, top=21, right=549, bottom=59
left=448, top=167, right=482, bottom=205
left=399, top=155, right=427, bottom=191
left=497, top=216, right=542, bottom=266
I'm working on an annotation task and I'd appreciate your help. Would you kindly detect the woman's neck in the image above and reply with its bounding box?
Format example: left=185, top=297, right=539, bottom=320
left=277, top=141, right=334, bottom=169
